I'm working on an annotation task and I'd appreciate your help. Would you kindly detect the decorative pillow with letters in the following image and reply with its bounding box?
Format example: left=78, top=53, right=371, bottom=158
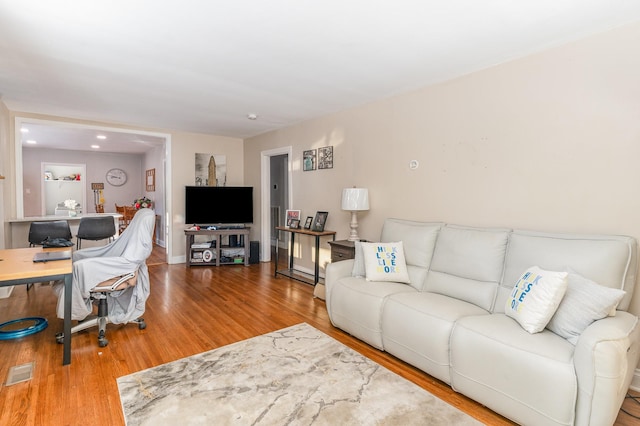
left=361, top=241, right=410, bottom=284
left=505, top=266, right=568, bottom=333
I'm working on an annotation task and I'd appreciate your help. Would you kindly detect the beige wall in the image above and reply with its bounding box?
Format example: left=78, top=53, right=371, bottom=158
left=245, top=21, right=640, bottom=315
left=168, top=130, right=244, bottom=260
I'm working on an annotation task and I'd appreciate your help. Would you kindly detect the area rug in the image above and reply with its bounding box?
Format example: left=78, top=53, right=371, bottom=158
left=117, top=323, right=481, bottom=425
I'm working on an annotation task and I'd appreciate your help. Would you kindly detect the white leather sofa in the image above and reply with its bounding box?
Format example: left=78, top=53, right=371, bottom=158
left=325, top=219, right=640, bottom=426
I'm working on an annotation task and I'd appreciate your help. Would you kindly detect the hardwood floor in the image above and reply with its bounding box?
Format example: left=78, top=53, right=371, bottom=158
left=0, top=245, right=638, bottom=425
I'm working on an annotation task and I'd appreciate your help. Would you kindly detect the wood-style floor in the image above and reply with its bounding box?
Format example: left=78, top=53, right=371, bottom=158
left=0, top=245, right=638, bottom=426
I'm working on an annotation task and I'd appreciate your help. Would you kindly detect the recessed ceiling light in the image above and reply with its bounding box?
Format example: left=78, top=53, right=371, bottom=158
left=26, top=140, right=37, bottom=144
left=96, top=135, right=107, bottom=140
left=20, top=127, right=29, bottom=133
left=247, top=113, right=258, bottom=120
left=91, top=145, right=100, bottom=149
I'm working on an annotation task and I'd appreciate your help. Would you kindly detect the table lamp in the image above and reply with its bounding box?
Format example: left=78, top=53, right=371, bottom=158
left=341, top=187, right=370, bottom=241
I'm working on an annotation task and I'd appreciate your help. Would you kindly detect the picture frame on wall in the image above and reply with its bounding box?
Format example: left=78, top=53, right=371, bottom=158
left=318, top=146, right=333, bottom=169
left=146, top=168, right=155, bottom=192
left=286, top=209, right=301, bottom=227
left=304, top=216, right=313, bottom=230
left=311, top=211, right=329, bottom=232
left=303, top=149, right=316, bottom=171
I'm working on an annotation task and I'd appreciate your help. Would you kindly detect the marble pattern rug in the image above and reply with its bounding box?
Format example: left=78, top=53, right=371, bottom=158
left=117, top=323, right=481, bottom=425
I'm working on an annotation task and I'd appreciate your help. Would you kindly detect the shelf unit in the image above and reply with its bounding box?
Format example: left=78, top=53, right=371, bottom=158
left=42, top=162, right=86, bottom=216
left=185, top=227, right=250, bottom=267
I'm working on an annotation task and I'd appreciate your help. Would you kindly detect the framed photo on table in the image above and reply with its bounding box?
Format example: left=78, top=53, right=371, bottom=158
left=311, top=211, right=329, bottom=232
left=304, top=216, right=313, bottom=230
left=289, top=219, right=300, bottom=229
left=286, top=209, right=301, bottom=227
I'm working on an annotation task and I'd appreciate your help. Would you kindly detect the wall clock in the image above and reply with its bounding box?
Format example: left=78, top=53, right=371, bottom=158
left=106, top=168, right=127, bottom=186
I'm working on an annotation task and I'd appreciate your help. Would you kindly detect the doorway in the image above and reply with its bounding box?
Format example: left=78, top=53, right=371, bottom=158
left=260, top=146, right=292, bottom=262
left=270, top=154, right=288, bottom=248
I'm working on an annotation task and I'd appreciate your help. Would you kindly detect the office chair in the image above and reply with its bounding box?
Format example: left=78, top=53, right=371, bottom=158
left=27, top=220, right=73, bottom=290
left=28, top=221, right=72, bottom=246
left=76, top=216, right=116, bottom=249
left=55, top=208, right=155, bottom=347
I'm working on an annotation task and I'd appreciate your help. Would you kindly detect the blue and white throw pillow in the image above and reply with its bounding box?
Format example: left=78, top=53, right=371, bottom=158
left=505, top=266, right=568, bottom=333
left=361, top=241, right=410, bottom=284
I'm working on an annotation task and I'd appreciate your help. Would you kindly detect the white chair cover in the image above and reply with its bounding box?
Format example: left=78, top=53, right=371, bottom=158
left=54, top=208, right=155, bottom=323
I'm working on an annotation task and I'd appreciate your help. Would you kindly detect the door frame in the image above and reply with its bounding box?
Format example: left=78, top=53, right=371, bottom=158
left=260, top=146, right=292, bottom=262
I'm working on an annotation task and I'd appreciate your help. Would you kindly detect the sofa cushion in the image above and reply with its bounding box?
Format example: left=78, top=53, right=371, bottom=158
left=326, top=276, right=416, bottom=350
left=424, top=225, right=510, bottom=310
left=379, top=219, right=442, bottom=269
left=378, top=219, right=442, bottom=290
left=505, top=266, right=568, bottom=333
left=546, top=271, right=625, bottom=344
left=381, top=292, right=489, bottom=384
left=450, top=314, right=577, bottom=426
left=361, top=241, right=410, bottom=283
left=498, top=230, right=637, bottom=313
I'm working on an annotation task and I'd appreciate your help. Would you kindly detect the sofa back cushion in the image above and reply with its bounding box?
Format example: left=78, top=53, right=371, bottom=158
left=380, top=219, right=442, bottom=290
left=497, top=230, right=637, bottom=313
left=425, top=225, right=510, bottom=311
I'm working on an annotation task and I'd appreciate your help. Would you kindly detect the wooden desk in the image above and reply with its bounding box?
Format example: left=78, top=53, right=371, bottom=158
left=274, top=226, right=336, bottom=285
left=0, top=247, right=72, bottom=365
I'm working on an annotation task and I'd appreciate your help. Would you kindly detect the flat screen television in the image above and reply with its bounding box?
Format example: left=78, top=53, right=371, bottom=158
left=185, top=186, right=253, bottom=225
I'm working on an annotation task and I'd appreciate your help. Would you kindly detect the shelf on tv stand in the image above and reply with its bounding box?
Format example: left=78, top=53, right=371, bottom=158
left=185, top=227, right=250, bottom=267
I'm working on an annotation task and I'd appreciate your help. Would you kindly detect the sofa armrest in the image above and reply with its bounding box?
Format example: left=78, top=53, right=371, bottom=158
left=325, top=259, right=355, bottom=309
left=573, top=311, right=640, bottom=426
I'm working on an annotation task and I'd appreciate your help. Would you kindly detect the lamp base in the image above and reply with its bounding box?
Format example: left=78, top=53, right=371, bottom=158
left=347, top=211, right=360, bottom=241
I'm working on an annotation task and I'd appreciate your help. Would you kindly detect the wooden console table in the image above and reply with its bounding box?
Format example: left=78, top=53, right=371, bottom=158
left=274, top=226, right=336, bottom=285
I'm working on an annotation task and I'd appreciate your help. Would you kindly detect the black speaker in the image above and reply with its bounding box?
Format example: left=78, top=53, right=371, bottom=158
left=229, top=235, right=238, bottom=247
left=249, top=241, right=259, bottom=264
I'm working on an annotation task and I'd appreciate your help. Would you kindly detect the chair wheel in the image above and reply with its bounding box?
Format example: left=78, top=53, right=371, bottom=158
left=98, top=338, right=108, bottom=347
left=135, top=318, right=146, bottom=330
left=55, top=332, right=64, bottom=344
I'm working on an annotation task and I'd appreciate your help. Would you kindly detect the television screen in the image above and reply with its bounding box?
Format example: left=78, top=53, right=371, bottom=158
left=185, top=186, right=253, bottom=225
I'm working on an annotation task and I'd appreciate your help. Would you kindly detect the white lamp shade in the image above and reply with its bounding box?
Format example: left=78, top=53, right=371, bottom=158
left=341, top=188, right=369, bottom=211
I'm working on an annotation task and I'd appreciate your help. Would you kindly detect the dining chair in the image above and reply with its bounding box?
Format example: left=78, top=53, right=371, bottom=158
left=76, top=216, right=116, bottom=249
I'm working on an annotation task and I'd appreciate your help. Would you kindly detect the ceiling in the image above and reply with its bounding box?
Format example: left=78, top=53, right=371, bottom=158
left=19, top=121, right=167, bottom=154
left=3, top=1, right=640, bottom=150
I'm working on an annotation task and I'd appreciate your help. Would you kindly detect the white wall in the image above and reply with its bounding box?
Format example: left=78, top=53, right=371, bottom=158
left=144, top=145, right=165, bottom=245
left=0, top=102, right=9, bottom=249
left=244, top=21, right=640, bottom=316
